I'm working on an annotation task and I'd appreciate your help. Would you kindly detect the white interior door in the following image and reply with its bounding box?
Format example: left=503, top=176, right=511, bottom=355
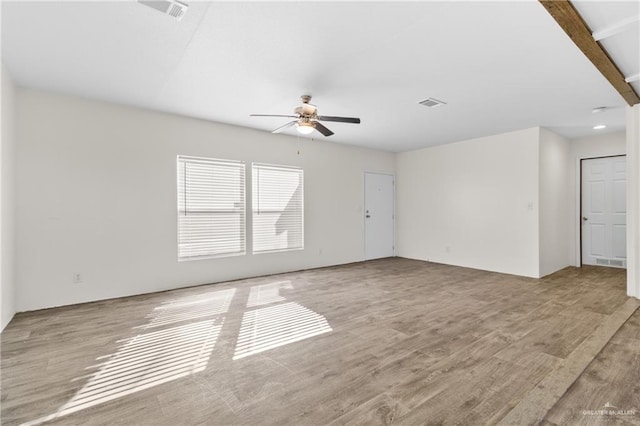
left=582, top=156, right=626, bottom=268
left=365, top=172, right=395, bottom=260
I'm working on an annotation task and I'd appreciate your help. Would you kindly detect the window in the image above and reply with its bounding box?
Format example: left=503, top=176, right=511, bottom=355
left=252, top=163, right=304, bottom=253
left=177, top=156, right=245, bottom=260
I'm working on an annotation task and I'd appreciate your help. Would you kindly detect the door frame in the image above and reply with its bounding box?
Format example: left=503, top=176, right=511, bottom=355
left=363, top=171, right=396, bottom=259
left=577, top=154, right=626, bottom=267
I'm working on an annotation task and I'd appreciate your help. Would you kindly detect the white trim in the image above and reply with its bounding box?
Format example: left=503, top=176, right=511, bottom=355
left=592, top=15, right=639, bottom=41
left=625, top=73, right=640, bottom=84
left=574, top=157, right=582, bottom=267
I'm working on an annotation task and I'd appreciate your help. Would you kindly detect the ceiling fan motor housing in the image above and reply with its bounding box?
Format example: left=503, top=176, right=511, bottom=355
left=295, top=103, right=317, bottom=117
left=250, top=94, right=359, bottom=137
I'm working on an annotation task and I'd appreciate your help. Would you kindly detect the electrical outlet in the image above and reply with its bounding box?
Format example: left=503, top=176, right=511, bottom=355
left=73, top=273, right=83, bottom=284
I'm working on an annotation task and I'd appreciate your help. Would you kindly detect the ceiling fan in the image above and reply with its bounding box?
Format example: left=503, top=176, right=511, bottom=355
left=250, top=95, right=361, bottom=137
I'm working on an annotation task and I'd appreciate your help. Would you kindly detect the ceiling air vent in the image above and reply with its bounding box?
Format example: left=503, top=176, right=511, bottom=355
left=139, top=0, right=188, bottom=21
left=418, top=97, right=447, bottom=108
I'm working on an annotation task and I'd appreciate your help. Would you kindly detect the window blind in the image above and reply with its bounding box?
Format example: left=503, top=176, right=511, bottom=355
left=177, top=156, right=246, bottom=260
left=252, top=163, right=304, bottom=253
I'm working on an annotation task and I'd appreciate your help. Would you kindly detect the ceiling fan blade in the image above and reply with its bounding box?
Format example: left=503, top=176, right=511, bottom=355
left=317, top=115, right=361, bottom=124
left=272, top=120, right=298, bottom=134
left=251, top=114, right=298, bottom=118
left=314, top=122, right=334, bottom=137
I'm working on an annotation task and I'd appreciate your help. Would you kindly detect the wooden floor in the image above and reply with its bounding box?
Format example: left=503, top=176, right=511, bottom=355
left=1, top=258, right=638, bottom=425
left=544, top=309, right=640, bottom=426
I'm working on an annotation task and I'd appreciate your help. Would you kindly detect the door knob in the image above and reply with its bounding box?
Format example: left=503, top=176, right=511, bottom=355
left=582, top=217, right=588, bottom=221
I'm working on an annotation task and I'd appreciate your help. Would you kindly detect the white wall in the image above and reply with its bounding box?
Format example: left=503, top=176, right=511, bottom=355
left=1, top=64, right=17, bottom=330
left=627, top=105, right=640, bottom=299
left=568, top=132, right=626, bottom=267
left=397, top=128, right=541, bottom=278
left=570, top=132, right=627, bottom=158
left=15, top=89, right=395, bottom=312
left=14, top=87, right=635, bottom=312
left=538, top=128, right=571, bottom=277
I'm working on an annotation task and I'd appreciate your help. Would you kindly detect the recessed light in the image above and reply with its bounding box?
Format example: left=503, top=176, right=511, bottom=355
left=593, top=124, right=607, bottom=130
left=592, top=107, right=607, bottom=114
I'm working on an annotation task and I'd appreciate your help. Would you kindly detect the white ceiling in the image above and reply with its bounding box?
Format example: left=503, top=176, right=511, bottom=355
left=1, top=1, right=637, bottom=152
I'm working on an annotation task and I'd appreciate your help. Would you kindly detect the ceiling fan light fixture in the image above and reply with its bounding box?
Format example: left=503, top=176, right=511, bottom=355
left=296, top=122, right=315, bottom=135
left=251, top=95, right=359, bottom=137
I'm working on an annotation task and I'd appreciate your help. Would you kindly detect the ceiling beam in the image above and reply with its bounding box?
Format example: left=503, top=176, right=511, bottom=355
left=539, top=0, right=640, bottom=106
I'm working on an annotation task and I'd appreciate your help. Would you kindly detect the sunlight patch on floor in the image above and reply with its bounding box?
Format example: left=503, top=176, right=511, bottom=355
left=246, top=281, right=292, bottom=308
left=20, top=285, right=334, bottom=424
left=135, top=288, right=236, bottom=329
left=21, top=290, right=233, bottom=426
left=233, top=302, right=332, bottom=360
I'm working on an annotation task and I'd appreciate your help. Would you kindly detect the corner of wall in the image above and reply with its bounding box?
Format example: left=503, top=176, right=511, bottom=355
left=538, top=127, right=571, bottom=278
left=1, top=63, right=17, bottom=331
left=627, top=104, right=640, bottom=299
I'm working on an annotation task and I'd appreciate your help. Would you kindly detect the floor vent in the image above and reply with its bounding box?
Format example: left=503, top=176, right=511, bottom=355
left=139, top=0, right=188, bottom=21
left=418, top=97, right=447, bottom=108
left=594, top=258, right=626, bottom=268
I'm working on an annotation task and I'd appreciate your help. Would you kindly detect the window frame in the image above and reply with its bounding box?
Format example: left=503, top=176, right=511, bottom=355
left=176, top=155, right=247, bottom=261
left=251, top=162, right=305, bottom=254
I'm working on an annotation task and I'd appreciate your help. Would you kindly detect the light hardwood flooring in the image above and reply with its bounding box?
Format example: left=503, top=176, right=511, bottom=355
left=1, top=258, right=638, bottom=425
